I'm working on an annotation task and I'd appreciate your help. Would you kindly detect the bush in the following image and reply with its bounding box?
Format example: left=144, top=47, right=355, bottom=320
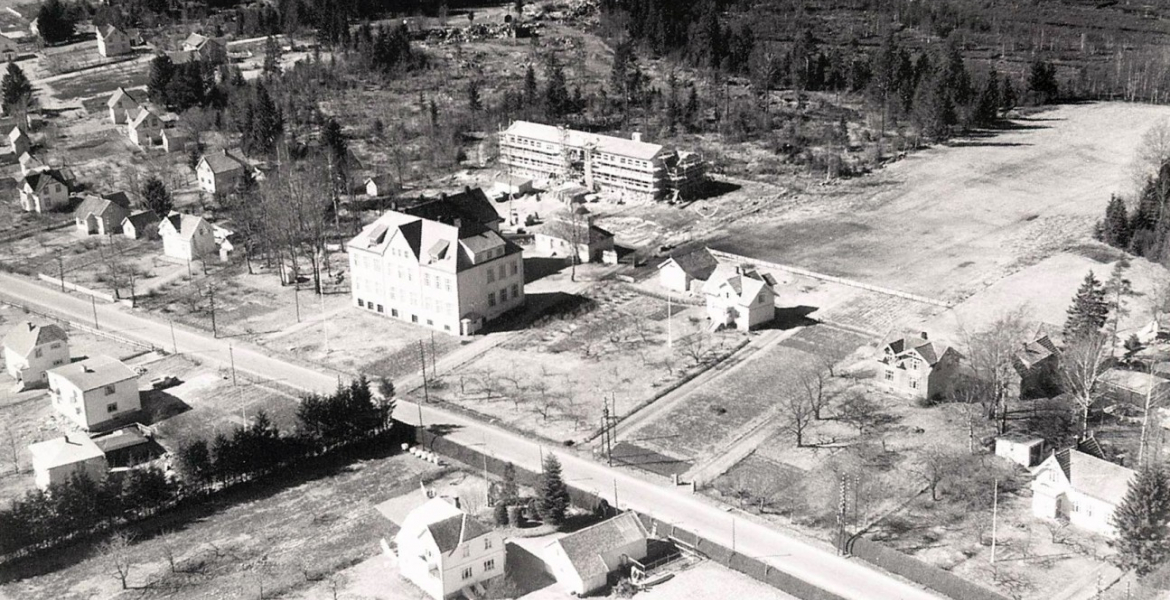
left=493, top=502, right=509, bottom=526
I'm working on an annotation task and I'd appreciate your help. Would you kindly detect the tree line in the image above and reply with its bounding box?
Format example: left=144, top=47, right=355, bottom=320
left=0, top=377, right=398, bottom=561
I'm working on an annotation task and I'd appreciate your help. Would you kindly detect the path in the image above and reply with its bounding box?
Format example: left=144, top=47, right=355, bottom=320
left=0, top=272, right=942, bottom=600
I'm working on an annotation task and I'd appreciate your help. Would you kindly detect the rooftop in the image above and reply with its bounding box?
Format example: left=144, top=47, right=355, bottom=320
left=199, top=150, right=248, bottom=174
left=48, top=355, right=137, bottom=391
left=547, top=513, right=648, bottom=580
left=29, top=433, right=104, bottom=469
left=660, top=247, right=718, bottom=281
left=505, top=120, right=665, bottom=161
left=3, top=321, right=67, bottom=357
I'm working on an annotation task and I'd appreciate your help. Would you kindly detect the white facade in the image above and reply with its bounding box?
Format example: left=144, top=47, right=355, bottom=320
left=47, top=356, right=140, bottom=431
left=29, top=434, right=107, bottom=490
left=395, top=498, right=505, bottom=599
left=349, top=210, right=525, bottom=336
left=96, top=26, right=131, bottom=57
left=3, top=322, right=68, bottom=389
left=543, top=513, right=649, bottom=596
left=1031, top=449, right=1135, bottom=537
left=19, top=173, right=68, bottom=213
left=160, top=213, right=217, bottom=262
left=704, top=267, right=776, bottom=331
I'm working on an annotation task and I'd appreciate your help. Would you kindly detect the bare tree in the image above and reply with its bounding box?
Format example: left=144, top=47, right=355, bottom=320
left=500, top=374, right=525, bottom=410
left=912, top=445, right=955, bottom=501
left=529, top=377, right=557, bottom=422
left=795, top=365, right=831, bottom=420
left=1059, top=333, right=1110, bottom=433
left=817, top=335, right=857, bottom=377
left=778, top=385, right=816, bottom=447
left=680, top=332, right=708, bottom=366
left=99, top=530, right=136, bottom=590
left=1132, top=118, right=1170, bottom=192
left=159, top=530, right=179, bottom=574
left=838, top=391, right=883, bottom=437
left=963, top=309, right=1030, bottom=434
left=476, top=371, right=503, bottom=400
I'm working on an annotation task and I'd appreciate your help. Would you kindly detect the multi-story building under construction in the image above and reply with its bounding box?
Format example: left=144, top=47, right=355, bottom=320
left=498, top=120, right=706, bottom=202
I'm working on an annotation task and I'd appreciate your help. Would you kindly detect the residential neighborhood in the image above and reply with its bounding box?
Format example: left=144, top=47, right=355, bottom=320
left=1, top=1, right=1170, bottom=600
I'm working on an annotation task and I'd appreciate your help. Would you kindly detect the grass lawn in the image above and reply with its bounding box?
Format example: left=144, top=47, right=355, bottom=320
left=49, top=61, right=151, bottom=101
left=0, top=453, right=444, bottom=600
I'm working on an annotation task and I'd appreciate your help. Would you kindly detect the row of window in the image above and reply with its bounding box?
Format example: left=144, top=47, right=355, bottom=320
left=357, top=299, right=455, bottom=332
left=487, top=284, right=521, bottom=307
left=461, top=559, right=496, bottom=580
left=503, top=136, right=657, bottom=169
left=883, top=370, right=920, bottom=389
left=485, top=260, right=520, bottom=283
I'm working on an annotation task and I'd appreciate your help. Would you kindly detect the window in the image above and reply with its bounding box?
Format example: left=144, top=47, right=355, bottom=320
left=107, top=402, right=118, bottom=413
left=411, top=314, right=418, bottom=323
left=427, top=319, right=433, bottom=326
left=485, top=538, right=493, bottom=550
left=424, top=273, right=430, bottom=287
left=53, top=360, right=63, bottom=366
left=884, top=370, right=894, bottom=382
left=498, top=265, right=506, bottom=280
left=484, top=558, right=496, bottom=572
left=511, top=261, right=518, bottom=276
left=34, top=348, right=42, bottom=358
left=488, top=292, right=496, bottom=307
left=462, top=545, right=470, bottom=558
left=512, top=284, right=519, bottom=298
left=500, top=287, right=508, bottom=302
left=104, top=384, right=116, bottom=395
left=358, top=299, right=365, bottom=308
left=392, top=308, right=399, bottom=317
left=377, top=304, right=384, bottom=314
left=909, top=379, right=919, bottom=389
left=487, top=268, right=495, bottom=283
left=462, top=567, right=473, bottom=580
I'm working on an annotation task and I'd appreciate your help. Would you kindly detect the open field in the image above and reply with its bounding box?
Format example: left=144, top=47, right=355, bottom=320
left=691, top=103, right=1170, bottom=302
left=0, top=453, right=443, bottom=600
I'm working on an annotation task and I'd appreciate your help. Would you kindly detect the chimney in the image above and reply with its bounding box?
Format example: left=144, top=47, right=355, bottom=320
left=919, top=331, right=929, bottom=341
left=82, top=365, right=94, bottom=373
left=463, top=185, right=472, bottom=194
left=453, top=218, right=462, bottom=230
left=632, top=132, right=642, bottom=142
left=27, top=322, right=35, bottom=331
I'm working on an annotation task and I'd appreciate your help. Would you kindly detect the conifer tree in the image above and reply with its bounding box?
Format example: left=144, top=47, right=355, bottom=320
left=0, top=61, right=33, bottom=114
left=36, top=0, right=75, bottom=45
left=501, top=462, right=518, bottom=502
left=1112, top=465, right=1170, bottom=575
left=1101, top=195, right=1132, bottom=249
left=974, top=70, right=1000, bottom=127
left=544, top=61, right=570, bottom=118
left=1064, top=271, right=1109, bottom=341
left=1000, top=77, right=1017, bottom=113
left=147, top=55, right=175, bottom=107
left=467, top=78, right=482, bottom=113
left=249, top=83, right=282, bottom=156
left=537, top=454, right=569, bottom=527
left=142, top=177, right=172, bottom=216
left=523, top=64, right=537, bottom=108
left=262, top=35, right=282, bottom=75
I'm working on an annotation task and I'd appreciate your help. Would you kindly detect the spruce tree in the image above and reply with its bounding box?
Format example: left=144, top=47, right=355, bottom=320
left=36, top=0, right=75, bottom=45
left=142, top=177, right=172, bottom=216
left=974, top=70, right=1000, bottom=127
left=1064, top=271, right=1109, bottom=341
left=1112, top=465, right=1170, bottom=575
left=523, top=64, right=537, bottom=108
left=501, top=462, right=518, bottom=502
left=1000, top=77, right=1017, bottom=112
left=0, top=61, right=33, bottom=114
left=1101, top=195, right=1132, bottom=249
left=544, top=61, right=570, bottom=118
left=537, top=454, right=569, bottom=527
left=467, top=79, right=482, bottom=113
left=262, top=35, right=282, bottom=75
left=147, top=55, right=175, bottom=107
left=249, top=83, right=282, bottom=156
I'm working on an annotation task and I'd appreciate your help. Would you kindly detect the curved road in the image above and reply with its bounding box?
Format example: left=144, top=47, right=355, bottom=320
left=0, top=273, right=940, bottom=600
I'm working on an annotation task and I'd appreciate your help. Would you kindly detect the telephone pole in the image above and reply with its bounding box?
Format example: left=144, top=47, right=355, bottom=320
left=90, top=295, right=99, bottom=329
left=207, top=284, right=217, bottom=338
left=419, top=340, right=430, bottom=404
left=229, top=345, right=237, bottom=386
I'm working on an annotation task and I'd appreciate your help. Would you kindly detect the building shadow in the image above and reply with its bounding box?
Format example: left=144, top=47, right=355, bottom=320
left=524, top=257, right=567, bottom=284
left=480, top=292, right=591, bottom=334
left=139, top=389, right=192, bottom=425
left=755, top=305, right=819, bottom=331
left=503, top=542, right=558, bottom=595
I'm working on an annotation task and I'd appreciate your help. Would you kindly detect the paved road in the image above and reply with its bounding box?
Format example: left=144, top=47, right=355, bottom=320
left=0, top=273, right=941, bottom=600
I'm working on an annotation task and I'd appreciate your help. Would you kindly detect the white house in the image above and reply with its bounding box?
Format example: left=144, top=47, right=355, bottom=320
left=875, top=331, right=963, bottom=401
left=127, top=107, right=162, bottom=148
left=19, top=169, right=68, bottom=213
left=47, top=355, right=140, bottom=431
left=74, top=191, right=131, bottom=236
left=181, top=32, right=227, bottom=64
left=159, top=212, right=217, bottom=262
left=121, top=210, right=160, bottom=240
left=658, top=247, right=718, bottom=294
left=28, top=433, right=107, bottom=491
left=533, top=209, right=616, bottom=264
left=395, top=497, right=505, bottom=600
left=995, top=435, right=1045, bottom=468
left=544, top=512, right=650, bottom=596
left=96, top=24, right=131, bottom=57
left=364, top=174, right=394, bottom=197
left=161, top=127, right=190, bottom=153
left=348, top=192, right=523, bottom=336
left=18, top=151, right=46, bottom=176
left=195, top=150, right=248, bottom=194
left=704, top=265, right=777, bottom=331
left=107, top=87, right=143, bottom=125
left=1032, top=439, right=1136, bottom=536
left=8, top=125, right=29, bottom=155
left=3, top=321, right=68, bottom=389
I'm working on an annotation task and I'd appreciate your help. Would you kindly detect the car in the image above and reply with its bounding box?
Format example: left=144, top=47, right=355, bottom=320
left=150, top=376, right=180, bottom=390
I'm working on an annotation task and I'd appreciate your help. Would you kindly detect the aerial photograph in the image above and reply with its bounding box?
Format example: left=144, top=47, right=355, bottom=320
left=4, top=0, right=1170, bottom=599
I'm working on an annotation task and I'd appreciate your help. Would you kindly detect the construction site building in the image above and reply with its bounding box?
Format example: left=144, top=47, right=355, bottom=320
left=498, top=121, right=705, bottom=202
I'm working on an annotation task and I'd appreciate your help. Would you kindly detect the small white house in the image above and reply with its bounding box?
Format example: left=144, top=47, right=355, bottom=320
left=195, top=150, right=248, bottom=194
left=395, top=497, right=505, bottom=600
left=47, top=355, right=140, bottom=431
left=995, top=435, right=1045, bottom=468
left=161, top=127, right=190, bottom=153
left=8, top=125, right=29, bottom=155
left=127, top=107, right=162, bottom=148
left=96, top=25, right=131, bottom=57
left=159, top=212, right=218, bottom=262
left=3, top=321, right=68, bottom=389
left=107, top=87, right=143, bottom=125
left=364, top=174, right=394, bottom=197
left=74, top=191, right=131, bottom=236
left=28, top=433, right=107, bottom=491
left=19, top=169, right=69, bottom=213
left=658, top=247, right=718, bottom=294
left=121, top=210, right=160, bottom=240
left=544, top=512, right=649, bottom=596
left=533, top=211, right=616, bottom=264
left=704, top=265, right=777, bottom=331
left=18, top=151, right=46, bottom=176
left=1032, top=439, right=1135, bottom=537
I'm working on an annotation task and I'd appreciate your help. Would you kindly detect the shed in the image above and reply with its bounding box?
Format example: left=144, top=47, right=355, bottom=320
left=543, top=512, right=649, bottom=596
left=995, top=435, right=1045, bottom=468
left=657, top=247, right=718, bottom=294
left=29, top=433, right=107, bottom=490
left=492, top=175, right=534, bottom=197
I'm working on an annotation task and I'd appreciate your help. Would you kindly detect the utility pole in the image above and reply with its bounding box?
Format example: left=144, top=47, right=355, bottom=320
left=613, top=478, right=619, bottom=511
left=90, top=295, right=99, bottom=329
left=229, top=345, right=237, bottom=386
left=170, top=320, right=178, bottom=353
left=56, top=251, right=64, bottom=291
left=293, top=284, right=300, bottom=322
left=320, top=290, right=329, bottom=353
left=601, top=402, right=612, bottom=466
left=667, top=294, right=673, bottom=350
left=990, top=478, right=999, bottom=564
left=208, top=284, right=217, bottom=338
left=732, top=517, right=736, bottom=553
left=430, top=331, right=437, bottom=376
left=419, top=340, right=430, bottom=404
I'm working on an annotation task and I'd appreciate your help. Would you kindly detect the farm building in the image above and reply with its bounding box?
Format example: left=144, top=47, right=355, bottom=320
left=995, top=435, right=1045, bottom=468
left=543, top=512, right=650, bottom=596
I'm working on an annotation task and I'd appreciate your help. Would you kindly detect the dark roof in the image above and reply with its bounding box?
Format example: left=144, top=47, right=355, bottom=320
left=550, top=513, right=648, bottom=580
left=3, top=321, right=67, bottom=357
left=1014, top=335, right=1058, bottom=372
left=540, top=218, right=614, bottom=246
left=402, top=187, right=501, bottom=227
left=91, top=427, right=148, bottom=454
left=200, top=150, right=247, bottom=174
left=23, top=169, right=66, bottom=192
left=123, top=210, right=160, bottom=230
left=664, top=247, right=718, bottom=280
left=426, top=513, right=491, bottom=553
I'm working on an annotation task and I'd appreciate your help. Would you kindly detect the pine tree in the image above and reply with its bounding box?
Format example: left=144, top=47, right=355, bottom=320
left=1112, top=465, right=1170, bottom=575
left=249, top=83, right=282, bottom=156
left=1101, top=195, right=1132, bottom=249
left=0, top=61, right=33, bottom=114
left=36, top=0, right=75, bottom=45
left=913, top=72, right=956, bottom=143
left=262, top=35, right=282, bottom=75
left=523, top=64, right=537, bottom=108
left=1028, top=60, right=1059, bottom=104
left=974, top=70, right=1000, bottom=127
left=1064, top=271, right=1109, bottom=341
left=537, top=454, right=569, bottom=527
left=544, top=61, right=570, bottom=118
left=142, top=177, right=172, bottom=216
left=147, top=55, right=175, bottom=107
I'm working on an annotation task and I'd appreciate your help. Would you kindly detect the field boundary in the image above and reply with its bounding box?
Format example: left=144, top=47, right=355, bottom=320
left=708, top=249, right=953, bottom=309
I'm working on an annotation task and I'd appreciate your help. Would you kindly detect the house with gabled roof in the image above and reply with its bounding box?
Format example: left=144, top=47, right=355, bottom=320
left=127, top=106, right=162, bottom=147
left=47, top=355, right=140, bottom=431
left=107, top=87, right=143, bottom=124
left=29, top=433, right=107, bottom=491
left=159, top=212, right=217, bottom=261
left=658, top=247, right=718, bottom=294
left=534, top=207, right=615, bottom=263
left=395, top=496, right=505, bottom=600
left=8, top=125, right=29, bottom=155
left=1032, top=437, right=1135, bottom=536
left=121, top=209, right=160, bottom=240
left=402, top=187, right=503, bottom=232
left=544, top=512, right=649, bottom=596
left=161, top=127, right=190, bottom=153
left=18, top=168, right=68, bottom=213
left=876, top=331, right=963, bottom=400
left=348, top=198, right=524, bottom=336
left=364, top=174, right=394, bottom=197
left=96, top=24, right=131, bottom=57
left=1012, top=331, right=1061, bottom=399
left=74, top=191, right=131, bottom=236
left=18, top=151, right=45, bottom=176
left=195, top=149, right=248, bottom=194
left=3, top=321, right=68, bottom=389
left=181, top=32, right=226, bottom=64
left=704, top=264, right=777, bottom=331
